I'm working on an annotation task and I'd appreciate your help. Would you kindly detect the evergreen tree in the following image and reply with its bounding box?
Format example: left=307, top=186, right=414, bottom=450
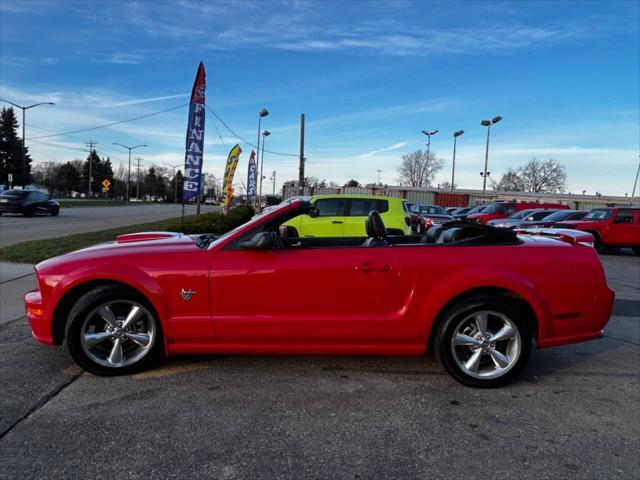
left=0, top=107, right=33, bottom=186
left=57, top=161, right=82, bottom=195
left=82, top=149, right=102, bottom=196
left=168, top=170, right=184, bottom=202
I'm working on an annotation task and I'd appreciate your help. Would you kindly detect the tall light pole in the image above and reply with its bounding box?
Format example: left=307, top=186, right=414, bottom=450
left=163, top=163, right=181, bottom=204
left=480, top=116, right=502, bottom=193
left=113, top=143, right=146, bottom=201
left=421, top=129, right=439, bottom=159
left=255, top=108, right=269, bottom=208
left=258, top=130, right=270, bottom=204
left=451, top=130, right=464, bottom=192
left=0, top=99, right=55, bottom=186
left=271, top=171, right=277, bottom=195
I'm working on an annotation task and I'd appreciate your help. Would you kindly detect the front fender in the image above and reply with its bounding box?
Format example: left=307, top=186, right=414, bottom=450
left=45, top=262, right=171, bottom=347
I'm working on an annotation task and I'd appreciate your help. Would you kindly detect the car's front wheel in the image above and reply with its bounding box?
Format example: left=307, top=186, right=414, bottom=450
left=66, top=285, right=162, bottom=375
left=434, top=296, right=532, bottom=388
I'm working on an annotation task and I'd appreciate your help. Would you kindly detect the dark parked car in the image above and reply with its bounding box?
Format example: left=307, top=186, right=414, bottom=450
left=453, top=205, right=485, bottom=220
left=0, top=190, right=60, bottom=217
left=520, top=210, right=587, bottom=228
left=413, top=204, right=454, bottom=228
left=404, top=202, right=426, bottom=234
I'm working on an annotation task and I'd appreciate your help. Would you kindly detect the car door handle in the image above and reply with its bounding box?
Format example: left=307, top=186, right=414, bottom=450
left=332, top=220, right=343, bottom=224
left=355, top=262, right=391, bottom=273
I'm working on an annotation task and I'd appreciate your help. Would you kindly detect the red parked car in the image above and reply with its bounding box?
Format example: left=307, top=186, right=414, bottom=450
left=24, top=200, right=614, bottom=387
left=467, top=201, right=569, bottom=224
left=555, top=207, right=640, bottom=253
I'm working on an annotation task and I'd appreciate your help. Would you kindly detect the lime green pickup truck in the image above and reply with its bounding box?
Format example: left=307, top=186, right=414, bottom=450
left=282, top=194, right=412, bottom=237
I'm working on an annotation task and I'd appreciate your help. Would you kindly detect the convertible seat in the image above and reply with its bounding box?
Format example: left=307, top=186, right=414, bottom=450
left=421, top=225, right=445, bottom=243
left=363, top=210, right=387, bottom=247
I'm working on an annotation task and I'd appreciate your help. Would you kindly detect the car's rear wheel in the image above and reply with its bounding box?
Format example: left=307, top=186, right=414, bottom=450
left=434, top=296, right=532, bottom=388
left=66, top=285, right=162, bottom=375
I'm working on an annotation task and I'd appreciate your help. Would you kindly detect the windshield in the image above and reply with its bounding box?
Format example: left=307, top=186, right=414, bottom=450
left=482, top=202, right=509, bottom=214
left=207, top=201, right=300, bottom=248
left=419, top=205, right=445, bottom=215
left=466, top=205, right=486, bottom=215
left=584, top=209, right=613, bottom=221
left=0, top=190, right=29, bottom=197
left=540, top=210, right=574, bottom=222
left=507, top=209, right=535, bottom=220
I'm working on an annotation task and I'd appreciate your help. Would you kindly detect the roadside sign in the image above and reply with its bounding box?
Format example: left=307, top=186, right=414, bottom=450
left=8, top=173, right=13, bottom=182
left=102, top=179, right=111, bottom=190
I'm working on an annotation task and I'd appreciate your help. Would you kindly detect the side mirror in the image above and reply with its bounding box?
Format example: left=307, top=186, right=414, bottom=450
left=239, top=231, right=273, bottom=250
left=308, top=207, right=320, bottom=218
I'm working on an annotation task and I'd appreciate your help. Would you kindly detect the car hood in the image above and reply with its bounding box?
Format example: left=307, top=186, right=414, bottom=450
left=36, top=232, right=199, bottom=271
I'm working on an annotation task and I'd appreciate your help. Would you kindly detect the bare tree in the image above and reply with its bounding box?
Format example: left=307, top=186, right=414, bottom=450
left=493, top=168, right=525, bottom=192
left=494, top=158, right=567, bottom=193
left=397, top=150, right=444, bottom=188
left=519, top=158, right=567, bottom=193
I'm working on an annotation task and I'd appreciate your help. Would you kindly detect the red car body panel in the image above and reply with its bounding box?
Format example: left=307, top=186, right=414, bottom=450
left=468, top=201, right=569, bottom=224
left=555, top=208, right=640, bottom=248
left=24, top=201, right=614, bottom=357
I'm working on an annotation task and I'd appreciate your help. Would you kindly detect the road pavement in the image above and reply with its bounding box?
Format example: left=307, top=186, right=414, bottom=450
left=0, top=204, right=219, bottom=247
left=0, top=254, right=638, bottom=479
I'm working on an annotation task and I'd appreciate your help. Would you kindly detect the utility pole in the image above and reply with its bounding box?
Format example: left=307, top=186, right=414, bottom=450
left=271, top=171, right=277, bottom=195
left=298, top=113, right=305, bottom=196
left=85, top=140, right=95, bottom=198
left=376, top=169, right=383, bottom=185
left=136, top=157, right=142, bottom=200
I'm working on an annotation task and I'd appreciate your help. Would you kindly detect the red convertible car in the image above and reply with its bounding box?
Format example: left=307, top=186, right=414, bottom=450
left=24, top=200, right=614, bottom=387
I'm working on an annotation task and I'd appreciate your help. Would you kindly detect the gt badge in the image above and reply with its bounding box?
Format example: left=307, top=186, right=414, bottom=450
left=181, top=289, right=196, bottom=301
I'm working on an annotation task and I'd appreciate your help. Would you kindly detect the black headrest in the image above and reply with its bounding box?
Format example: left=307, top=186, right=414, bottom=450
left=437, top=227, right=466, bottom=243
left=365, top=210, right=387, bottom=239
left=423, top=225, right=445, bottom=243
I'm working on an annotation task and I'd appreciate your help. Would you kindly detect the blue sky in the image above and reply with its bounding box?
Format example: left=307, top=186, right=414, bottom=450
left=1, top=0, right=638, bottom=195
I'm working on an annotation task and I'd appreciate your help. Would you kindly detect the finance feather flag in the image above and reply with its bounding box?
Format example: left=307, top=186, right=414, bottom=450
left=182, top=62, right=206, bottom=202
left=247, top=150, right=257, bottom=203
left=222, top=144, right=242, bottom=213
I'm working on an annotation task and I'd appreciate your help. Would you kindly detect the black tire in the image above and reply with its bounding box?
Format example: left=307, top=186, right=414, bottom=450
left=65, top=285, right=163, bottom=376
left=51, top=207, right=59, bottom=216
left=633, top=247, right=640, bottom=256
left=588, top=231, right=602, bottom=252
left=433, top=295, right=532, bottom=388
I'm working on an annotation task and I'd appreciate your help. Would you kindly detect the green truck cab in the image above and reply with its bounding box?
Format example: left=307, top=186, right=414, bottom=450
left=282, top=195, right=412, bottom=237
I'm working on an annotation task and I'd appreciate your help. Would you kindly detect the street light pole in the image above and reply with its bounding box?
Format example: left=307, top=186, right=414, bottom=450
left=421, top=129, right=439, bottom=159
left=255, top=108, right=269, bottom=209
left=163, top=163, right=181, bottom=204
left=259, top=130, right=270, bottom=205
left=113, top=143, right=146, bottom=201
left=480, top=116, right=502, bottom=193
left=0, top=99, right=55, bottom=186
left=451, top=130, right=464, bottom=192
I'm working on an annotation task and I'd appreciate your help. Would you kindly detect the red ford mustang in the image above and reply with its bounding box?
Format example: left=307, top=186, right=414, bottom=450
left=24, top=200, right=614, bottom=387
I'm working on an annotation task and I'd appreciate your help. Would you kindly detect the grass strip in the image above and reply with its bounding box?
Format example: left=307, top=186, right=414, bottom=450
left=0, top=215, right=197, bottom=264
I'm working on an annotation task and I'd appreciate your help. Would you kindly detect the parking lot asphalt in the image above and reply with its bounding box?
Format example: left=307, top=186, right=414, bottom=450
left=0, top=203, right=219, bottom=247
left=0, top=253, right=638, bottom=479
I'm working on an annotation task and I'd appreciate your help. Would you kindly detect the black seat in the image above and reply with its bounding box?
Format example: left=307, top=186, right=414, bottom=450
left=363, top=210, right=387, bottom=247
left=437, top=227, right=466, bottom=244
left=421, top=225, right=445, bottom=243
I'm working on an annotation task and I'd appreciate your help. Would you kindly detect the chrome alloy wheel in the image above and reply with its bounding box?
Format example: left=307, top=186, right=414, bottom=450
left=450, top=310, right=521, bottom=379
left=80, top=300, right=156, bottom=369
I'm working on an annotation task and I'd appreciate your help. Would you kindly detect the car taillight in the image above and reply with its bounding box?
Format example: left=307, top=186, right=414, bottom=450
left=404, top=216, right=411, bottom=226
